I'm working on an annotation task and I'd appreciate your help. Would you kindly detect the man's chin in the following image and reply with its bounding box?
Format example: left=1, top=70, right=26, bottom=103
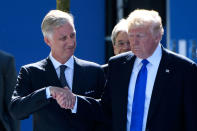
left=67, top=47, right=75, bottom=51
left=65, top=49, right=75, bottom=56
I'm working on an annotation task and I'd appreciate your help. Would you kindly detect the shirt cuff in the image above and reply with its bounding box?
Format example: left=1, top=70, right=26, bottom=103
left=71, top=96, right=78, bottom=113
left=46, top=86, right=52, bottom=99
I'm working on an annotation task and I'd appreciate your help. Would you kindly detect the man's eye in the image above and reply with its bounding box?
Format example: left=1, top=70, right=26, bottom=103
left=60, top=36, right=67, bottom=40
left=118, top=42, right=124, bottom=46
left=70, top=33, right=75, bottom=38
left=137, top=34, right=145, bottom=38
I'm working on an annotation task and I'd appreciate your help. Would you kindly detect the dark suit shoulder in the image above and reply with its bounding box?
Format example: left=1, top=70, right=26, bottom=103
left=22, top=58, right=48, bottom=71
left=101, top=64, right=108, bottom=75
left=164, top=48, right=196, bottom=66
left=109, top=51, right=134, bottom=63
left=101, top=64, right=108, bottom=69
left=0, top=50, right=14, bottom=58
left=74, top=57, right=102, bottom=68
left=0, top=51, right=15, bottom=73
left=0, top=50, right=14, bottom=62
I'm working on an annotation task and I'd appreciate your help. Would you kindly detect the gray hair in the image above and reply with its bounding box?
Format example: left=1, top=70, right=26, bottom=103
left=127, top=9, right=164, bottom=37
left=41, top=10, right=75, bottom=38
left=111, top=18, right=128, bottom=45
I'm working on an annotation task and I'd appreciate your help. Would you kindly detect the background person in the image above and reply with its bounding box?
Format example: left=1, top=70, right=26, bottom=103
left=102, top=18, right=131, bottom=74
left=0, top=50, right=20, bottom=131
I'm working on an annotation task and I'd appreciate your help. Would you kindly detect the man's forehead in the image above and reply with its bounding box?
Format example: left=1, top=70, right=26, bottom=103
left=128, top=26, right=150, bottom=33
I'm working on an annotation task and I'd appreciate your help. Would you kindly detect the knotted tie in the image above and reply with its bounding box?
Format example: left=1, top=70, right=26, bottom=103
left=130, top=59, right=149, bottom=131
left=59, top=65, right=69, bottom=88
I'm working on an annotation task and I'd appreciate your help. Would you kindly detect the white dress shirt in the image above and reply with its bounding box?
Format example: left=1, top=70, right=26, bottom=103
left=46, top=54, right=74, bottom=98
left=127, top=44, right=162, bottom=131
left=49, top=53, right=74, bottom=89
left=45, top=53, right=77, bottom=113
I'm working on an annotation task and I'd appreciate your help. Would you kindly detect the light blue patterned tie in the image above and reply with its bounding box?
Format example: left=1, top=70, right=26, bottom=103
left=130, top=59, right=149, bottom=131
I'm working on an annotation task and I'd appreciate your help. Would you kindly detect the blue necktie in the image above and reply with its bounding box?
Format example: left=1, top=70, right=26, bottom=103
left=130, top=59, right=149, bottom=131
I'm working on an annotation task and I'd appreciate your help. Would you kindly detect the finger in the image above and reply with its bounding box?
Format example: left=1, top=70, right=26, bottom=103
left=64, top=94, right=71, bottom=109
left=63, top=86, right=69, bottom=90
left=56, top=94, right=65, bottom=106
left=58, top=98, right=66, bottom=109
left=71, top=96, right=76, bottom=109
left=69, top=94, right=74, bottom=109
left=63, top=86, right=70, bottom=92
left=64, top=95, right=69, bottom=109
left=59, top=95, right=69, bottom=109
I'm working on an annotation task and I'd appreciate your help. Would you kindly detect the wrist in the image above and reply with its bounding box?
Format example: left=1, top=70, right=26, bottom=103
left=46, top=86, right=53, bottom=99
left=49, top=86, right=53, bottom=96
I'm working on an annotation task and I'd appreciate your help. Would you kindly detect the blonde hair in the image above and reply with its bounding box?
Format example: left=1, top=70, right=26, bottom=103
left=111, top=18, right=128, bottom=45
left=127, top=9, right=164, bottom=36
left=41, top=10, right=75, bottom=38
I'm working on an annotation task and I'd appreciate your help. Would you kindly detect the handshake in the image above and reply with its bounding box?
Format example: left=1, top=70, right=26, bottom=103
left=49, top=87, right=76, bottom=109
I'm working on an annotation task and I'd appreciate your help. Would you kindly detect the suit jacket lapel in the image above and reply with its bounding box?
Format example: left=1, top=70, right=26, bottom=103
left=72, top=57, right=83, bottom=94
left=112, top=53, right=136, bottom=131
left=123, top=55, right=136, bottom=131
left=146, top=47, right=175, bottom=128
left=43, top=57, right=62, bottom=87
left=119, top=54, right=136, bottom=102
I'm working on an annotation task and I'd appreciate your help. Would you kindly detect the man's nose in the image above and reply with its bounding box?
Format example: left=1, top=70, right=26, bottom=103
left=66, top=37, right=75, bottom=44
left=130, top=36, right=139, bottom=45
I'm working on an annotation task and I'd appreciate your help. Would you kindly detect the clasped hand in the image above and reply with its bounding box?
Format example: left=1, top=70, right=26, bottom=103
left=50, top=87, right=76, bottom=109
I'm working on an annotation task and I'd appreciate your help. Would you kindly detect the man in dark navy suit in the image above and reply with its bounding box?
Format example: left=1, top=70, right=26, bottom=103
left=57, top=9, right=197, bottom=131
left=9, top=10, right=105, bottom=131
left=0, top=51, right=20, bottom=131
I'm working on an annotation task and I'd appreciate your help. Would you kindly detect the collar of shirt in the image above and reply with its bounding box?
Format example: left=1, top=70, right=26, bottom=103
left=49, top=53, right=74, bottom=70
left=135, top=43, right=162, bottom=68
left=49, top=53, right=74, bottom=89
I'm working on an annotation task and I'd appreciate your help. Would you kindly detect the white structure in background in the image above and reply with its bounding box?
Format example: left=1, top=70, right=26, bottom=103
left=178, top=40, right=187, bottom=56
left=166, top=0, right=170, bottom=49
left=116, top=0, right=124, bottom=22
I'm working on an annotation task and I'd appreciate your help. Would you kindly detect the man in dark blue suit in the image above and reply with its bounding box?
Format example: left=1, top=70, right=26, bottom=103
left=0, top=51, right=20, bottom=131
left=9, top=10, right=105, bottom=131
left=57, top=9, right=197, bottom=131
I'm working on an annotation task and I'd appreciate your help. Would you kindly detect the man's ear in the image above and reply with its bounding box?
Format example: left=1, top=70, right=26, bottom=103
left=155, top=33, right=162, bottom=44
left=44, top=37, right=51, bottom=47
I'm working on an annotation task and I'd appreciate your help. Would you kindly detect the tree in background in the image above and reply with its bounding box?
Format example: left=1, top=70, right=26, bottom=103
left=56, top=0, right=70, bottom=11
